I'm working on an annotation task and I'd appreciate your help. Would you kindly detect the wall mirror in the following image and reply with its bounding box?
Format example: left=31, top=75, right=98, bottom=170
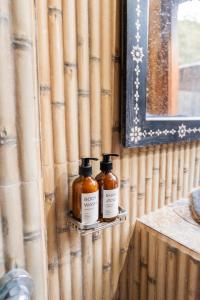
left=121, top=0, right=200, bottom=147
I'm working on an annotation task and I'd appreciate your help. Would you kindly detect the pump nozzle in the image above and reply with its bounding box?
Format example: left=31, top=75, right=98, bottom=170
left=79, top=157, right=98, bottom=176
left=100, top=153, right=119, bottom=171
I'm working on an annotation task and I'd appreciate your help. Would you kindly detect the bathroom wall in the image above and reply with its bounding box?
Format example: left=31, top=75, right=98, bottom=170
left=0, top=1, right=200, bottom=300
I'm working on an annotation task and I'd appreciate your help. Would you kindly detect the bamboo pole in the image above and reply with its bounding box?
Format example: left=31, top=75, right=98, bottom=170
left=176, top=252, right=188, bottom=300
left=119, top=149, right=130, bottom=300
left=165, top=144, right=173, bottom=205
left=48, top=0, right=67, bottom=297
left=147, top=233, right=156, bottom=300
left=76, top=0, right=90, bottom=157
left=140, top=229, right=148, bottom=300
left=152, top=145, right=160, bottom=210
left=110, top=2, right=121, bottom=295
left=81, top=235, right=93, bottom=300
left=0, top=0, right=24, bottom=274
left=177, top=143, right=184, bottom=199
left=88, top=2, right=103, bottom=298
left=129, top=149, right=138, bottom=227
left=76, top=2, right=95, bottom=298
left=100, top=1, right=113, bottom=299
left=101, top=0, right=112, bottom=153
left=36, top=1, right=57, bottom=298
left=36, top=0, right=55, bottom=216
left=187, top=257, right=200, bottom=300
left=111, top=0, right=120, bottom=151
left=93, top=232, right=103, bottom=300
left=55, top=164, right=71, bottom=300
left=189, top=141, right=196, bottom=192
left=138, top=148, right=146, bottom=217
left=166, top=246, right=177, bottom=300
left=194, top=141, right=200, bottom=188
left=156, top=239, right=167, bottom=299
left=70, top=231, right=83, bottom=300
left=120, top=148, right=130, bottom=265
left=11, top=0, right=48, bottom=298
left=183, top=142, right=190, bottom=198
left=118, top=255, right=128, bottom=300
left=62, top=3, right=81, bottom=299
left=89, top=0, right=101, bottom=175
left=159, top=144, right=167, bottom=208
left=130, top=223, right=141, bottom=300
left=63, top=0, right=79, bottom=181
left=145, top=147, right=153, bottom=214
left=171, top=144, right=179, bottom=202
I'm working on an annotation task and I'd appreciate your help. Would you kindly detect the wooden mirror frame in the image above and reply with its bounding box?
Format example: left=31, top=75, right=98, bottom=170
left=121, top=0, right=200, bottom=147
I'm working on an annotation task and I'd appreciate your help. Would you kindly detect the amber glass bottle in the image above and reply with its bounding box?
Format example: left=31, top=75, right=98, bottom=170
left=72, top=158, right=99, bottom=225
left=96, top=154, right=119, bottom=222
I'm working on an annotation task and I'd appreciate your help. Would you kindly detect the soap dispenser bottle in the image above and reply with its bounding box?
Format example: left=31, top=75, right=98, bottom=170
left=96, top=154, right=119, bottom=221
left=72, top=158, right=99, bottom=225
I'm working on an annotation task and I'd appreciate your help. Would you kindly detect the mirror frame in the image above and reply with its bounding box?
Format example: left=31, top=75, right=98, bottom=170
left=121, top=0, right=200, bottom=147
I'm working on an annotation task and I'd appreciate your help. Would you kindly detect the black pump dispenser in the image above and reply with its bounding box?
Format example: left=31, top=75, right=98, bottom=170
left=100, top=153, right=119, bottom=172
left=79, top=157, right=98, bottom=176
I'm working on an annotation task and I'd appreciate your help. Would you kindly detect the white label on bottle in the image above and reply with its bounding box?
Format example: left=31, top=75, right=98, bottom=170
left=103, top=188, right=119, bottom=218
left=81, top=191, right=99, bottom=225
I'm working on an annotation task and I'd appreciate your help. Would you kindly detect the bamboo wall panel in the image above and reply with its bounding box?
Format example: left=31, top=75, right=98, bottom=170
left=0, top=0, right=200, bottom=299
left=36, top=0, right=200, bottom=298
left=0, top=0, right=48, bottom=299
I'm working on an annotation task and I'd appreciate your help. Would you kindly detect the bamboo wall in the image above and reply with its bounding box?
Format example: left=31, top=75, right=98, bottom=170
left=0, top=1, right=200, bottom=300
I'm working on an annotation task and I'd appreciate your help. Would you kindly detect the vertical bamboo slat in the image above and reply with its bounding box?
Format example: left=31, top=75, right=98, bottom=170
left=76, top=2, right=94, bottom=299
left=129, top=149, right=138, bottom=226
left=177, top=143, right=185, bottom=199
left=166, top=246, right=177, bottom=300
left=88, top=2, right=103, bottom=298
left=0, top=0, right=24, bottom=273
left=11, top=0, right=48, bottom=298
left=165, top=144, right=173, bottom=205
left=140, top=230, right=148, bottom=300
left=131, top=225, right=141, bottom=300
left=194, top=141, right=200, bottom=187
left=176, top=252, right=188, bottom=300
left=48, top=0, right=66, bottom=297
left=138, top=149, right=146, bottom=217
left=147, top=234, right=156, bottom=300
left=119, top=149, right=130, bottom=300
left=111, top=2, right=121, bottom=295
left=70, top=231, right=83, bottom=300
left=36, top=0, right=55, bottom=216
left=189, top=142, right=196, bottom=192
left=145, top=147, right=153, bottom=214
left=183, top=142, right=190, bottom=198
left=159, top=145, right=167, bottom=208
left=63, top=0, right=79, bottom=180
left=188, top=257, right=200, bottom=300
left=89, top=0, right=101, bottom=175
left=62, top=2, right=80, bottom=299
left=93, top=232, right=103, bottom=300
left=82, top=235, right=93, bottom=300
left=152, top=145, right=160, bottom=210
left=100, top=2, right=113, bottom=300
left=171, top=144, right=179, bottom=202
left=156, top=240, right=167, bottom=299
left=76, top=0, right=90, bottom=157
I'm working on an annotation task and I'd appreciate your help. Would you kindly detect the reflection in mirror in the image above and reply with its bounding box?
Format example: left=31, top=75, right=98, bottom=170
left=147, top=0, right=200, bottom=118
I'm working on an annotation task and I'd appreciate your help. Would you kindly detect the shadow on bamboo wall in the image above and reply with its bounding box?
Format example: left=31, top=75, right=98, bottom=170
left=0, top=0, right=200, bottom=300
